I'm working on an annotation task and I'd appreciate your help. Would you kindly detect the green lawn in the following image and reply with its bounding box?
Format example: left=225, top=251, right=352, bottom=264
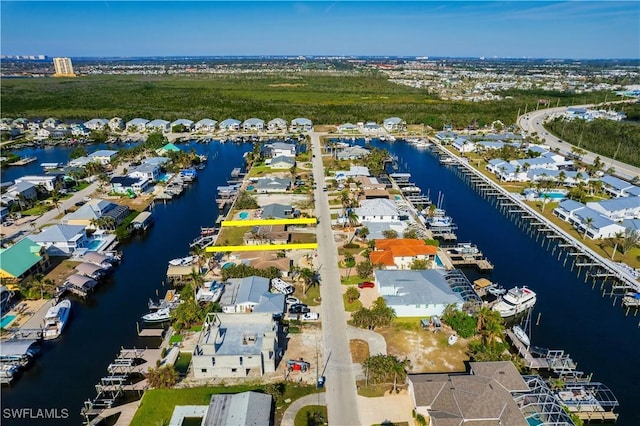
left=216, top=226, right=253, bottom=246
left=343, top=293, right=363, bottom=312
left=299, top=284, right=321, bottom=306
left=341, top=276, right=362, bottom=285
left=247, top=164, right=274, bottom=177
left=174, top=352, right=191, bottom=375
left=22, top=205, right=52, bottom=216
left=294, top=405, right=327, bottom=426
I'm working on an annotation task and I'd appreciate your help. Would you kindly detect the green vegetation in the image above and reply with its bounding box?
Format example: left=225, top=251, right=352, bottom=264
left=146, top=365, right=179, bottom=389
left=352, top=297, right=396, bottom=329
left=362, top=354, right=411, bottom=393
left=441, top=305, right=477, bottom=338
left=174, top=352, right=192, bottom=375
left=546, top=117, right=640, bottom=168
left=294, top=405, right=327, bottom=426
left=0, top=74, right=606, bottom=128
left=343, top=289, right=362, bottom=312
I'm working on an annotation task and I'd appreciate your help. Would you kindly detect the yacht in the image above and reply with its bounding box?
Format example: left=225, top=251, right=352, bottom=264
left=142, top=307, right=171, bottom=323
left=43, top=299, right=71, bottom=340
left=492, top=286, right=537, bottom=318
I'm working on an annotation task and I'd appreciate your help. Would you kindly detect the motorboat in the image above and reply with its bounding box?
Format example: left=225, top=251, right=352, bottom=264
left=448, top=334, right=458, bottom=345
left=0, top=364, right=20, bottom=384
left=492, top=286, right=537, bottom=318
left=142, top=307, right=171, bottom=323
left=425, top=216, right=455, bottom=228
left=486, top=284, right=507, bottom=296
left=195, top=282, right=224, bottom=303
left=168, top=256, right=194, bottom=266
left=42, top=299, right=71, bottom=340
left=512, top=325, right=530, bottom=346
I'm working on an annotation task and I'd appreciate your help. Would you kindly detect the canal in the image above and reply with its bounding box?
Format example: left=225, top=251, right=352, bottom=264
left=1, top=141, right=251, bottom=425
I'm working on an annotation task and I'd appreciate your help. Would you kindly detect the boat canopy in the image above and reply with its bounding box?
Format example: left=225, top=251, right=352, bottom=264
left=0, top=339, right=38, bottom=359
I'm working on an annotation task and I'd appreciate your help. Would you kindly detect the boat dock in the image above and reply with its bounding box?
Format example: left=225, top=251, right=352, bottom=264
left=8, top=156, right=37, bottom=166
left=4, top=299, right=56, bottom=340
left=442, top=243, right=494, bottom=271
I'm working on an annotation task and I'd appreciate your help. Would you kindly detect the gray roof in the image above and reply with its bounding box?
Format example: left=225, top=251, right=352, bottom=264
left=231, top=276, right=270, bottom=305
left=195, top=118, right=217, bottom=126
left=260, top=203, right=293, bottom=219
left=622, top=218, right=640, bottom=232
left=469, top=361, right=529, bottom=392
left=220, top=118, right=241, bottom=127
left=272, top=142, right=295, bottom=151
left=89, top=150, right=118, bottom=158
left=142, top=157, right=170, bottom=166
left=127, top=118, right=149, bottom=125
left=199, top=313, right=274, bottom=356
left=147, top=119, right=170, bottom=127
left=170, top=118, right=194, bottom=126
left=573, top=207, right=617, bottom=229
left=557, top=199, right=585, bottom=212
left=0, top=339, right=38, bottom=358
left=84, top=118, right=109, bottom=126
left=253, top=292, right=285, bottom=313
left=129, top=163, right=158, bottom=174
left=204, top=391, right=272, bottom=426
left=376, top=270, right=464, bottom=306
left=75, top=262, right=103, bottom=275
left=256, top=177, right=291, bottom=190
left=291, top=117, right=312, bottom=125
left=268, top=118, right=287, bottom=125
left=600, top=174, right=635, bottom=191
left=355, top=198, right=398, bottom=217
left=384, top=117, right=404, bottom=124
left=243, top=118, right=264, bottom=126
left=587, top=197, right=640, bottom=213
left=64, top=199, right=116, bottom=221
left=29, top=224, right=85, bottom=243
left=271, top=156, right=295, bottom=166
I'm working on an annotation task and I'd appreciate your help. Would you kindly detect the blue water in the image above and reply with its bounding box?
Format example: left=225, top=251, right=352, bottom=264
left=222, top=262, right=235, bottom=269
left=86, top=239, right=104, bottom=251
left=1, top=141, right=251, bottom=425
left=526, top=414, right=544, bottom=426
left=540, top=191, right=566, bottom=200
left=247, top=185, right=255, bottom=191
left=0, top=314, right=17, bottom=328
left=239, top=211, right=249, bottom=219
left=434, top=254, right=444, bottom=267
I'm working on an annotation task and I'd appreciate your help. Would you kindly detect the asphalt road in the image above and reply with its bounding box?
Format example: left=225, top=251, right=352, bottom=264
left=309, top=132, right=361, bottom=426
left=518, top=103, right=640, bottom=180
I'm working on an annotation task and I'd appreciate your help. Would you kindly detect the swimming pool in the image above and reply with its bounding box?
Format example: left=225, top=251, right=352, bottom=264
left=239, top=211, right=249, bottom=220
left=0, top=314, right=16, bottom=328
left=87, top=239, right=106, bottom=251
left=435, top=255, right=444, bottom=268
left=222, top=262, right=235, bottom=269
left=540, top=191, right=566, bottom=200
left=247, top=185, right=255, bottom=191
left=526, top=414, right=545, bottom=426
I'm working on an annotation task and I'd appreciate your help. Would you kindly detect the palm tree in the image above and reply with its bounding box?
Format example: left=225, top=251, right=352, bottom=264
left=299, top=267, right=315, bottom=295
left=391, top=357, right=412, bottom=394
left=30, top=273, right=54, bottom=299
left=583, top=217, right=594, bottom=240
left=541, top=193, right=551, bottom=212
left=610, top=231, right=624, bottom=260
left=358, top=226, right=370, bottom=242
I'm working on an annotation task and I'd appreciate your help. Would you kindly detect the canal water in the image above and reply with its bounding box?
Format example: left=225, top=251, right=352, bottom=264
left=370, top=139, right=640, bottom=425
left=2, top=138, right=638, bottom=424
left=1, top=141, right=251, bottom=425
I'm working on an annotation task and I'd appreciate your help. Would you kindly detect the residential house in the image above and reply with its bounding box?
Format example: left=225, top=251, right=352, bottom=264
left=88, top=150, right=118, bottom=165
left=232, top=251, right=292, bottom=275
left=289, top=117, right=313, bottom=132
left=126, top=118, right=149, bottom=132
left=600, top=175, right=640, bottom=198
left=334, top=166, right=371, bottom=181
left=243, top=224, right=289, bottom=245
left=255, top=177, right=291, bottom=193
left=451, top=137, right=476, bottom=153
left=0, top=238, right=50, bottom=282
left=68, top=156, right=94, bottom=168
left=43, top=117, right=60, bottom=128
left=363, top=122, right=382, bottom=132
left=435, top=131, right=457, bottom=143
left=383, top=117, right=406, bottom=132
left=408, top=361, right=532, bottom=426
left=170, top=119, right=194, bottom=132
left=155, top=143, right=181, bottom=156
left=62, top=199, right=130, bottom=228
left=270, top=156, right=295, bottom=169
left=29, top=224, right=89, bottom=256
left=71, top=124, right=91, bottom=137
left=586, top=198, right=640, bottom=221
left=141, top=157, right=170, bottom=167
left=84, top=118, right=109, bottom=130
left=486, top=159, right=525, bottom=182
left=476, top=141, right=506, bottom=151
left=553, top=200, right=626, bottom=239
left=370, top=239, right=438, bottom=269
left=337, top=123, right=359, bottom=134
left=527, top=169, right=586, bottom=186
left=219, top=118, right=241, bottom=131
left=267, top=118, right=287, bottom=132
left=146, top=119, right=171, bottom=133
left=168, top=392, right=273, bottom=426
left=355, top=198, right=399, bottom=222
left=260, top=203, right=297, bottom=219
left=192, top=312, right=279, bottom=378
left=128, top=162, right=161, bottom=182
left=242, top=118, right=265, bottom=132
left=336, top=145, right=370, bottom=160
left=375, top=269, right=473, bottom=317
left=271, top=142, right=296, bottom=158
left=6, top=181, right=38, bottom=206
left=108, top=117, right=125, bottom=131
left=194, top=119, right=217, bottom=132
left=110, top=176, right=151, bottom=195
left=14, top=175, right=60, bottom=192
left=220, top=276, right=285, bottom=314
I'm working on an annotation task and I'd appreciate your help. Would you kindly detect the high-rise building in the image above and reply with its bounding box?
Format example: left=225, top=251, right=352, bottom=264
left=53, top=57, right=75, bottom=77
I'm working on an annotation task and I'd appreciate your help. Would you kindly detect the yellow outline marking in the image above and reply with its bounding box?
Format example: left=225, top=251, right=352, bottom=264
left=206, top=243, right=318, bottom=252
left=222, top=218, right=317, bottom=227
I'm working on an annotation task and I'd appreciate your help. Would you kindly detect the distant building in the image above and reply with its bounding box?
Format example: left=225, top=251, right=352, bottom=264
left=52, top=57, right=75, bottom=77
left=0, top=238, right=50, bottom=282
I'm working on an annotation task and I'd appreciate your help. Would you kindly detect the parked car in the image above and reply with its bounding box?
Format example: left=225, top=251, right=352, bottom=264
left=286, top=296, right=300, bottom=305
left=301, top=312, right=319, bottom=321
left=74, top=201, right=86, bottom=207
left=322, top=186, right=327, bottom=192
left=358, top=281, right=375, bottom=289
left=289, top=304, right=310, bottom=314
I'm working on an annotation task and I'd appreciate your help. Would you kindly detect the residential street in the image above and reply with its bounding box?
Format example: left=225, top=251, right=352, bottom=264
left=309, top=132, right=361, bottom=426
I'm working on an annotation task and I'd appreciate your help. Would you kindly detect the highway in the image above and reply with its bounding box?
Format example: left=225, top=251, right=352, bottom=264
left=518, top=103, right=640, bottom=180
left=309, top=132, right=361, bottom=426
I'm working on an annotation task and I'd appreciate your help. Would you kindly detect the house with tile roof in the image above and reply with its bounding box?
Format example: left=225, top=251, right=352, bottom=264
left=0, top=238, right=50, bottom=282
left=370, top=239, right=438, bottom=269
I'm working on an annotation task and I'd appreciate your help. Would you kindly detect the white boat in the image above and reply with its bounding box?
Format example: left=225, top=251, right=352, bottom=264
left=142, top=307, right=171, bottom=323
left=0, top=364, right=20, bottom=384
left=492, top=286, right=537, bottom=318
left=168, top=256, right=194, bottom=266
left=195, top=282, right=224, bottom=303
left=42, top=299, right=71, bottom=340
left=512, top=325, right=530, bottom=346
left=426, top=216, right=455, bottom=228
left=448, top=334, right=458, bottom=345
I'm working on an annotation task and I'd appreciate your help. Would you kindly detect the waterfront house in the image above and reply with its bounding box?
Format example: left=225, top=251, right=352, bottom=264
left=219, top=118, right=241, bottom=132
left=486, top=159, right=525, bottom=182
left=435, top=131, right=457, bottom=143
left=62, top=199, right=130, bottom=229
left=243, top=224, right=289, bottom=246
left=334, top=166, right=371, bottom=181
left=170, top=118, right=194, bottom=132
left=267, top=118, right=287, bottom=132
left=146, top=119, right=171, bottom=133
left=71, top=124, right=91, bottom=137
left=408, top=361, right=530, bottom=426
left=527, top=169, right=586, bottom=186
left=255, top=177, right=291, bottom=193
left=553, top=199, right=587, bottom=222
left=260, top=203, right=297, bottom=219
left=383, top=117, right=406, bottom=132
left=242, top=118, right=265, bottom=132
left=600, top=175, right=640, bottom=198
left=452, top=137, right=476, bottom=153
left=338, top=123, right=359, bottom=134
left=6, top=181, right=38, bottom=206
left=374, top=269, right=467, bottom=317
left=84, top=118, right=109, bottom=130
left=355, top=198, right=399, bottom=222
left=129, top=162, right=161, bottom=182
left=220, top=276, right=285, bottom=314
left=232, top=251, right=292, bottom=274
left=43, top=117, right=60, bottom=128
left=168, top=392, right=273, bottom=426
left=270, top=155, right=295, bottom=169
left=194, top=119, right=217, bottom=132
left=88, top=150, right=118, bottom=165
left=68, top=156, right=94, bottom=168
left=29, top=224, right=89, bottom=256
left=192, top=312, right=279, bottom=379
left=155, top=142, right=181, bottom=156
left=289, top=117, right=313, bottom=132
left=125, top=118, right=149, bottom=132
left=370, top=239, right=438, bottom=270
left=586, top=198, right=640, bottom=221
left=336, top=145, right=370, bottom=160
left=141, top=157, right=170, bottom=167
left=271, top=142, right=296, bottom=158
left=110, top=176, right=151, bottom=195
left=14, top=175, right=60, bottom=192
left=0, top=238, right=50, bottom=282
left=108, top=117, right=125, bottom=131
left=363, top=121, right=382, bottom=132
left=555, top=200, right=626, bottom=239
left=35, top=127, right=52, bottom=140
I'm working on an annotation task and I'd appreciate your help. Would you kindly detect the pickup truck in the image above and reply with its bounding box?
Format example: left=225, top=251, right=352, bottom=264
left=301, top=312, right=319, bottom=321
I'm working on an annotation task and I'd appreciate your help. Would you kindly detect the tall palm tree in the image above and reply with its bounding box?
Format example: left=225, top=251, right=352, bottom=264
left=610, top=231, right=624, bottom=260
left=583, top=217, right=594, bottom=240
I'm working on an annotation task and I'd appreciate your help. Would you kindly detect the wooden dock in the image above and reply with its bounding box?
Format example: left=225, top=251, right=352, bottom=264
left=505, top=329, right=549, bottom=369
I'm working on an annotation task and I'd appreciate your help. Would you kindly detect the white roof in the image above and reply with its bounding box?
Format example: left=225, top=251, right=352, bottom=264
left=355, top=198, right=398, bottom=217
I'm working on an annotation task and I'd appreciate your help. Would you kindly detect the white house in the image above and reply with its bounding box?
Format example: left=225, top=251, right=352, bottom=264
left=242, top=118, right=265, bottom=132
left=383, top=117, right=406, bottom=132
left=146, top=119, right=171, bottom=133
left=355, top=199, right=399, bottom=222
left=88, top=150, right=118, bottom=165
left=336, top=145, right=370, bottom=160
left=267, top=118, right=287, bottom=132
left=126, top=118, right=149, bottom=132
left=6, top=181, right=38, bottom=205
left=255, top=177, right=291, bottom=193
left=452, top=137, right=476, bottom=153
left=586, top=198, right=640, bottom=221
left=220, top=276, right=285, bottom=314
left=219, top=118, right=241, bottom=131
left=192, top=313, right=279, bottom=379
left=29, top=224, right=89, bottom=256
left=110, top=176, right=151, bottom=195
left=84, top=118, right=109, bottom=130
left=14, top=175, right=60, bottom=192
left=108, top=117, right=125, bottom=131
left=170, top=119, right=194, bottom=132
left=270, top=156, right=296, bottom=169
left=337, top=123, right=359, bottom=134
left=289, top=117, right=313, bottom=132
left=553, top=200, right=626, bottom=239
left=375, top=270, right=466, bottom=317
left=128, top=163, right=161, bottom=182
left=71, top=124, right=91, bottom=137
left=600, top=175, right=640, bottom=198
left=271, top=142, right=296, bottom=158
left=194, top=119, right=217, bottom=132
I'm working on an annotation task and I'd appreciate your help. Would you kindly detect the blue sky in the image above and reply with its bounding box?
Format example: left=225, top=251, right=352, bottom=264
left=1, top=1, right=639, bottom=59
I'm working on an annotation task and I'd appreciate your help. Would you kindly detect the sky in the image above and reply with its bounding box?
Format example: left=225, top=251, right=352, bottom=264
left=1, top=1, right=639, bottom=59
